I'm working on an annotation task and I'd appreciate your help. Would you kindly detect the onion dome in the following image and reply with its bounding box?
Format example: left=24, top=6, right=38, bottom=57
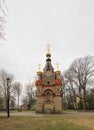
left=37, top=71, right=42, bottom=75
left=46, top=52, right=51, bottom=57
left=46, top=58, right=51, bottom=62
left=55, top=62, right=61, bottom=74
left=37, top=64, right=42, bottom=75
left=55, top=70, right=61, bottom=74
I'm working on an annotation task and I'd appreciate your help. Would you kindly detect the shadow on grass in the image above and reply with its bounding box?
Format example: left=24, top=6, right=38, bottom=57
left=0, top=116, right=8, bottom=119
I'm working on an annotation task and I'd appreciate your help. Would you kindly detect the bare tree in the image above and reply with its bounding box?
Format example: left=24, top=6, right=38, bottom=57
left=10, top=95, right=16, bottom=110
left=23, top=82, right=36, bottom=110
left=0, top=78, right=5, bottom=110
left=64, top=56, right=94, bottom=110
left=64, top=69, right=80, bottom=110
left=0, top=69, right=14, bottom=117
left=12, top=82, right=22, bottom=110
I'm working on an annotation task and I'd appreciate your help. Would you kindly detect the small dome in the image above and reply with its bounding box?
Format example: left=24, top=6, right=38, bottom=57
left=37, top=71, right=42, bottom=75
left=55, top=70, right=61, bottom=74
left=46, top=53, right=51, bottom=57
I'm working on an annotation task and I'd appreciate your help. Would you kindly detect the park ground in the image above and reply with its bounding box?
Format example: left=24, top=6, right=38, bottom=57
left=0, top=111, right=94, bottom=130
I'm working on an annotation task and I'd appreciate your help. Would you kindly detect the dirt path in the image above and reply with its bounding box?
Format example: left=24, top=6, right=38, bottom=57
left=0, top=111, right=94, bottom=117
left=0, top=111, right=43, bottom=117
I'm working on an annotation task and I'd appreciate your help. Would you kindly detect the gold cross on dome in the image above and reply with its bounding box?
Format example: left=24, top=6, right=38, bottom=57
left=56, top=62, right=59, bottom=70
left=47, top=43, right=50, bottom=52
left=38, top=64, right=41, bottom=70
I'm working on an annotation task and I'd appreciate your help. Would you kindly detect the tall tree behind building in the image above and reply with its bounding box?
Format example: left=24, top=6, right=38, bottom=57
left=12, top=82, right=22, bottom=110
left=22, top=82, right=36, bottom=110
left=63, top=56, right=94, bottom=110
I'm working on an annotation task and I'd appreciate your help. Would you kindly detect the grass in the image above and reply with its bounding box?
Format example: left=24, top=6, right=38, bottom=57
left=0, top=112, right=94, bottom=130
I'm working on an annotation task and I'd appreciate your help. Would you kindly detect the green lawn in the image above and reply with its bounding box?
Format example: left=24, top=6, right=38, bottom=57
left=0, top=112, right=94, bottom=130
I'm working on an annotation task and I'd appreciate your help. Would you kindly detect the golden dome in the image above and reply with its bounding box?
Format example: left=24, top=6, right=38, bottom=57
left=55, top=70, right=61, bottom=74
left=55, top=62, right=61, bottom=74
left=46, top=52, right=51, bottom=57
left=37, top=71, right=42, bottom=75
left=37, top=64, right=42, bottom=75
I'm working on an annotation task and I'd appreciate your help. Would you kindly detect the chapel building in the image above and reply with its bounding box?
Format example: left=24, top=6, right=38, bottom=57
left=35, top=45, right=62, bottom=113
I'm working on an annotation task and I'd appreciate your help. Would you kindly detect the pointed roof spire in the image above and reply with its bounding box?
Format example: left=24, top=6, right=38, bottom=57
left=56, top=62, right=59, bottom=70
left=38, top=64, right=41, bottom=70
left=46, top=43, right=51, bottom=57
left=47, top=43, right=50, bottom=53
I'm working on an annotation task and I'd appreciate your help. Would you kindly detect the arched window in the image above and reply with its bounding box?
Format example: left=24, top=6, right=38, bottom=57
left=44, top=90, right=53, bottom=102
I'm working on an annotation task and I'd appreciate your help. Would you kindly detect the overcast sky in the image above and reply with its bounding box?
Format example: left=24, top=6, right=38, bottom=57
left=0, top=0, right=94, bottom=83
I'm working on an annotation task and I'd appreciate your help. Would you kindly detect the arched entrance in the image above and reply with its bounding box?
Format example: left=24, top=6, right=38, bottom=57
left=43, top=89, right=55, bottom=113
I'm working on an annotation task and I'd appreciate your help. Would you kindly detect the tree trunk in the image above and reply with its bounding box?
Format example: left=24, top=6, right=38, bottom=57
left=6, top=79, right=10, bottom=118
left=83, top=88, right=86, bottom=110
left=18, top=94, right=19, bottom=110
left=79, top=87, right=83, bottom=110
